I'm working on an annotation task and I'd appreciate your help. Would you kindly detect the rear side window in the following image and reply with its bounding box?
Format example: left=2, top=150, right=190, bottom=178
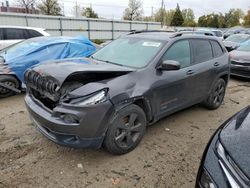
left=211, top=40, right=224, bottom=57
left=4, top=28, right=27, bottom=40
left=191, top=39, right=213, bottom=63
left=163, top=40, right=191, bottom=68
left=27, top=29, right=43, bottom=38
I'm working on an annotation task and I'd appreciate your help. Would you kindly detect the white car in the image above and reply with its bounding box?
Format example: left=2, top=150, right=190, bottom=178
left=0, top=26, right=50, bottom=50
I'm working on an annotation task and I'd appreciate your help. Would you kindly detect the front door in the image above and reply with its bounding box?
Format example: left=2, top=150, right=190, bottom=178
left=152, top=39, right=197, bottom=119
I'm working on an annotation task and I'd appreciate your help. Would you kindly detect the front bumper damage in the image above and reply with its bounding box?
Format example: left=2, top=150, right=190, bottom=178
left=230, top=61, right=250, bottom=79
left=25, top=94, right=114, bottom=149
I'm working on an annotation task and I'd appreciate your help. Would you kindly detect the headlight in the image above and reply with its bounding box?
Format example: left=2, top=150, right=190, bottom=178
left=199, top=168, right=216, bottom=188
left=68, top=90, right=107, bottom=106
left=216, top=142, right=241, bottom=188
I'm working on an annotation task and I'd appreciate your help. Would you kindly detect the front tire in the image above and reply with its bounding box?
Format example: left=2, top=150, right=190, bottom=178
left=203, top=78, right=226, bottom=110
left=0, top=75, right=20, bottom=98
left=104, top=104, right=146, bottom=155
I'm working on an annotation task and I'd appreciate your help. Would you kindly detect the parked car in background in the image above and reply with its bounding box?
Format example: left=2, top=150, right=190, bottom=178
left=24, top=31, right=230, bottom=155
left=223, top=28, right=246, bottom=39
left=223, top=34, right=250, bottom=51
left=197, top=29, right=222, bottom=39
left=230, top=40, right=250, bottom=79
left=196, top=106, right=250, bottom=188
left=0, top=36, right=96, bottom=97
left=0, top=26, right=50, bottom=50
left=211, top=29, right=223, bottom=40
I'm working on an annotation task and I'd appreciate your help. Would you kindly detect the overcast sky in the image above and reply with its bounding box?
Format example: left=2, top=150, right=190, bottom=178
left=9, top=0, right=250, bottom=20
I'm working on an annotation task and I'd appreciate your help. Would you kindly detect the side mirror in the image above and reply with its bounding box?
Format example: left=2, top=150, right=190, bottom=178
left=157, top=60, right=181, bottom=71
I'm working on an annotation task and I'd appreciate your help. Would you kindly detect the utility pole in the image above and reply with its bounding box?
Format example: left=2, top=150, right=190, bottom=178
left=161, top=0, right=164, bottom=27
left=75, top=0, right=78, bottom=18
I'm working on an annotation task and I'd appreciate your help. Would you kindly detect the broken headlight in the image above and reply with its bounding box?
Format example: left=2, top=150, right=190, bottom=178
left=67, top=90, right=108, bottom=106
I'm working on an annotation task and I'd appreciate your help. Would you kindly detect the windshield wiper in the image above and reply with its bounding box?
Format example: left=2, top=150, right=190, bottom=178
left=90, top=56, right=124, bottom=67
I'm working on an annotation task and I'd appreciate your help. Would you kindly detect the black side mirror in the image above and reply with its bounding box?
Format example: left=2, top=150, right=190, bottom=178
left=157, top=60, right=181, bottom=71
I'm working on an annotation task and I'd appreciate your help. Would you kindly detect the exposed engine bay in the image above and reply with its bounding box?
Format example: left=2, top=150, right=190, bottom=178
left=25, top=70, right=129, bottom=110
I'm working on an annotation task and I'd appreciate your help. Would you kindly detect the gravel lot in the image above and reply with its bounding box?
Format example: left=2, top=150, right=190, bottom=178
left=0, top=79, right=249, bottom=188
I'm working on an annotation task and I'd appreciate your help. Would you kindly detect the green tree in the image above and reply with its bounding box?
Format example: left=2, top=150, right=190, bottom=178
left=198, top=15, right=208, bottom=27
left=165, top=9, right=176, bottom=26
left=244, top=9, right=250, bottom=27
left=38, top=0, right=61, bottom=16
left=224, top=9, right=244, bottom=27
left=154, top=8, right=176, bottom=26
left=123, top=0, right=143, bottom=21
left=82, top=7, right=98, bottom=18
left=171, top=4, right=184, bottom=26
left=182, top=8, right=196, bottom=27
left=143, top=16, right=154, bottom=22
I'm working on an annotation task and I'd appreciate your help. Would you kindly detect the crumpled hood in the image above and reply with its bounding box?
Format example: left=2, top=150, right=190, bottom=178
left=230, top=50, right=250, bottom=62
left=219, top=106, right=250, bottom=178
left=32, top=57, right=135, bottom=85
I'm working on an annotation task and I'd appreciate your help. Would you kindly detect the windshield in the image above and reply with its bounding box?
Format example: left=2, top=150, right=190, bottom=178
left=225, top=35, right=249, bottom=43
left=91, top=37, right=163, bottom=68
left=237, top=40, right=250, bottom=52
left=0, top=38, right=43, bottom=60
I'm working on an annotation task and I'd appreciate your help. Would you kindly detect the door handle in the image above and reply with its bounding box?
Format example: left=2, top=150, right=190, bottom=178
left=186, top=70, right=195, bottom=75
left=214, top=62, right=220, bottom=67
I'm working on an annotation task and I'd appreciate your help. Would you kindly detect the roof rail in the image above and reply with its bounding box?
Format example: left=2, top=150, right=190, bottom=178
left=170, top=31, right=215, bottom=38
left=127, top=30, right=175, bottom=35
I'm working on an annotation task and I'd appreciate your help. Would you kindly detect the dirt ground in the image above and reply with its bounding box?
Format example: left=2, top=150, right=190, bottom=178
left=0, top=79, right=249, bottom=188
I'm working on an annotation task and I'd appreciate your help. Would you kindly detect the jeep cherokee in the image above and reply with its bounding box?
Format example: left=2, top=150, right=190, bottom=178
left=24, top=31, right=230, bottom=155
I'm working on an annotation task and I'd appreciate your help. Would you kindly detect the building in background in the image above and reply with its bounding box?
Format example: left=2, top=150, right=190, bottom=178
left=0, top=1, right=39, bottom=14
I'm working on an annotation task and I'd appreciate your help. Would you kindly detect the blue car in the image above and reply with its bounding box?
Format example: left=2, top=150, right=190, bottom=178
left=0, top=36, right=96, bottom=97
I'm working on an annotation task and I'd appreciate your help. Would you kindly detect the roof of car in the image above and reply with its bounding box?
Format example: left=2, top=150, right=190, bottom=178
left=125, top=30, right=218, bottom=41
left=0, top=25, right=45, bottom=31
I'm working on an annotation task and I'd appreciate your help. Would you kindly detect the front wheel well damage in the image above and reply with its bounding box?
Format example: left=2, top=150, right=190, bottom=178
left=112, top=98, right=153, bottom=126
left=219, top=74, right=229, bottom=85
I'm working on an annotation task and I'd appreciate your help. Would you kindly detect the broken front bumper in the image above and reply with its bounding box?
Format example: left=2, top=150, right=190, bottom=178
left=230, top=64, right=250, bottom=79
left=25, top=94, right=114, bottom=149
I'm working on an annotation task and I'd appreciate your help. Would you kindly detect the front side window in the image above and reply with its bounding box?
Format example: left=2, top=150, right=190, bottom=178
left=92, top=38, right=163, bottom=68
left=192, top=39, right=213, bottom=63
left=4, top=28, right=27, bottom=40
left=162, top=40, right=191, bottom=68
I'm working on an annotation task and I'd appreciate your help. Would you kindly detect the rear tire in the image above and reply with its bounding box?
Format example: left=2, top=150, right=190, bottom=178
left=203, top=78, right=226, bottom=110
left=104, top=104, right=146, bottom=155
left=0, top=75, right=20, bottom=98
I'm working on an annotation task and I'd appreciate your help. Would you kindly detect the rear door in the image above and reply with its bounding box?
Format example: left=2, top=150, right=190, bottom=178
left=3, top=28, right=28, bottom=49
left=189, top=39, right=217, bottom=101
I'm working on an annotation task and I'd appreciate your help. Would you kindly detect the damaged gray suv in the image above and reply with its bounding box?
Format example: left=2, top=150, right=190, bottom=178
left=25, top=31, right=230, bottom=154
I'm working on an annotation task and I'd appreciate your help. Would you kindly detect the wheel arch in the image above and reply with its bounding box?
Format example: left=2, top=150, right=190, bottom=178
left=113, top=97, right=153, bottom=124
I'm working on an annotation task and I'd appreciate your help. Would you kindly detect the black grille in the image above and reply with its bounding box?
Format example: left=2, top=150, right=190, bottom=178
left=25, top=70, right=60, bottom=104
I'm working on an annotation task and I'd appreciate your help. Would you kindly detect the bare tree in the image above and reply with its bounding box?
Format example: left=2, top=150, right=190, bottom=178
left=17, top=0, right=36, bottom=13
left=123, top=0, right=143, bottom=21
left=37, top=0, right=62, bottom=16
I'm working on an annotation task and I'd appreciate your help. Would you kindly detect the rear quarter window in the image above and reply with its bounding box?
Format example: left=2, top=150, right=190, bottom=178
left=191, top=39, right=213, bottom=63
left=27, top=29, right=43, bottom=38
left=211, top=40, right=224, bottom=57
